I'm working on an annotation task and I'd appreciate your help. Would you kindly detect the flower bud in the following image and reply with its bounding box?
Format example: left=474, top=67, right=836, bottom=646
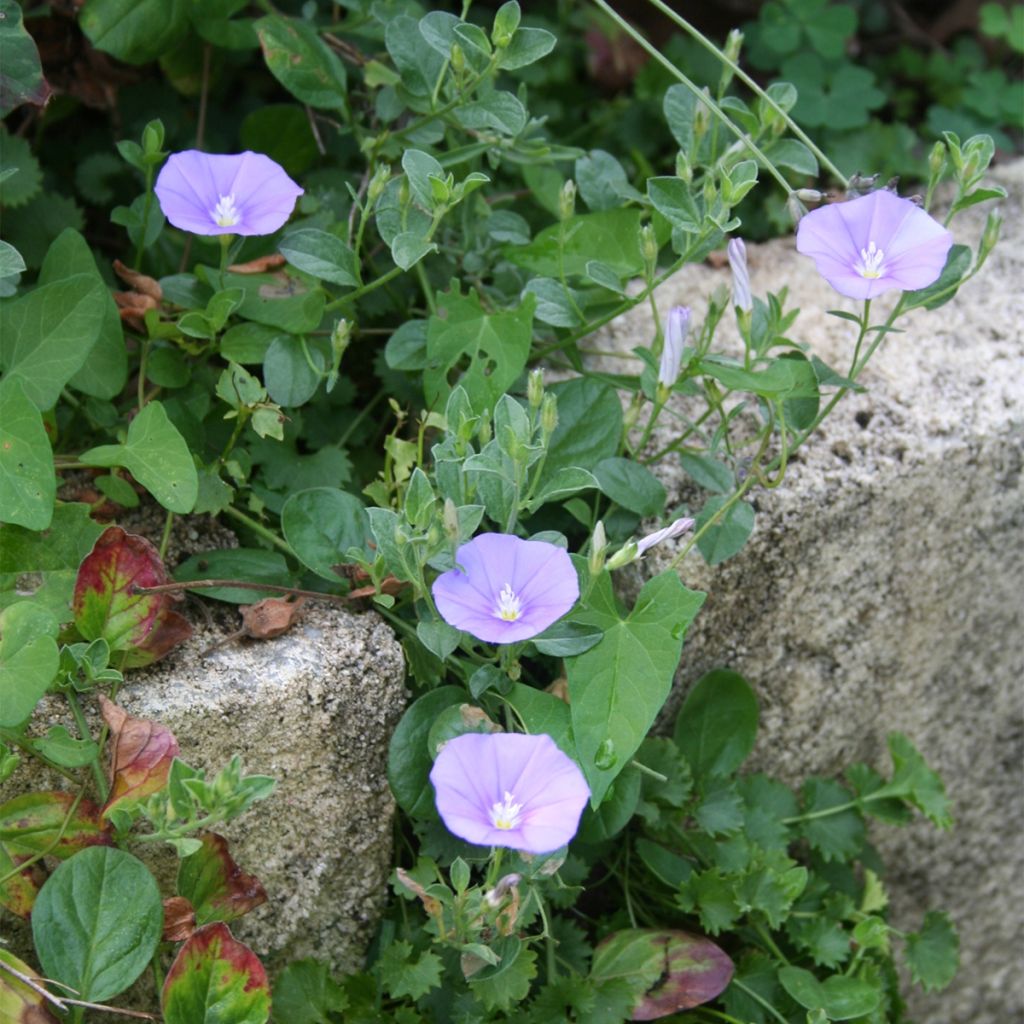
left=658, top=306, right=691, bottom=390
left=367, top=163, right=391, bottom=204
left=450, top=43, right=465, bottom=73
left=605, top=541, right=639, bottom=571
left=727, top=237, right=752, bottom=313
left=477, top=415, right=492, bottom=446
left=559, top=179, right=577, bottom=222
left=443, top=497, right=460, bottom=543
left=640, top=223, right=659, bottom=267
left=484, top=873, right=522, bottom=908
left=794, top=188, right=824, bottom=204
left=675, top=150, right=693, bottom=184
left=540, top=393, right=558, bottom=437
left=978, top=210, right=1002, bottom=266
left=928, top=141, right=947, bottom=182
left=527, top=368, right=544, bottom=409
left=719, top=29, right=743, bottom=92
left=693, top=89, right=712, bottom=143
left=786, top=193, right=808, bottom=224
left=589, top=520, right=608, bottom=577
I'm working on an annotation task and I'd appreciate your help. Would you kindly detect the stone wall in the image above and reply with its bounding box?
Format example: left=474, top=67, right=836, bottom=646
left=1, top=600, right=407, bottom=977
left=603, top=161, right=1023, bottom=1023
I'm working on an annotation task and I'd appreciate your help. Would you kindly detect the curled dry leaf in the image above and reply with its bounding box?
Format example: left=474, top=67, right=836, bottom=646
left=113, top=259, right=163, bottom=300
left=239, top=596, right=306, bottom=640
left=227, top=253, right=286, bottom=274
left=347, top=574, right=405, bottom=600
left=163, top=897, right=196, bottom=943
left=99, top=695, right=180, bottom=820
left=113, top=290, right=158, bottom=330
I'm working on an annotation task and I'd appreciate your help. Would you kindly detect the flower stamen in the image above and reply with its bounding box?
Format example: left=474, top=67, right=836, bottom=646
left=211, top=194, right=241, bottom=228
left=495, top=582, right=522, bottom=622
left=856, top=240, right=886, bottom=279
left=490, top=791, right=523, bottom=830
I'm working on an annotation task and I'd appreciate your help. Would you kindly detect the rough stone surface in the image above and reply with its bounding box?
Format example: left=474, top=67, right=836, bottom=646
left=593, top=161, right=1023, bottom=1024
left=2, top=600, right=407, bottom=975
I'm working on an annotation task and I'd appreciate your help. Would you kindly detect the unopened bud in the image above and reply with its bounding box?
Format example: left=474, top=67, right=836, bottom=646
left=398, top=177, right=410, bottom=207
left=658, top=306, right=691, bottom=389
left=450, top=43, right=465, bottom=73
left=786, top=193, right=808, bottom=224
left=928, top=141, right=946, bottom=181
left=527, top=368, right=544, bottom=409
left=727, top=237, right=752, bottom=314
left=331, top=317, right=351, bottom=354
left=640, top=223, right=659, bottom=266
left=484, top=872, right=522, bottom=908
left=589, top=520, right=608, bottom=577
left=978, top=210, right=1002, bottom=266
left=478, top=416, right=492, bottom=446
left=540, top=393, right=558, bottom=437
left=724, top=28, right=743, bottom=64
left=443, top=497, right=459, bottom=543
left=693, top=89, right=712, bottom=141
left=794, top=188, right=824, bottom=204
left=622, top=394, right=642, bottom=431
left=675, top=150, right=693, bottom=184
left=367, top=164, right=391, bottom=204
left=605, top=540, right=638, bottom=571
left=559, top=179, right=577, bottom=222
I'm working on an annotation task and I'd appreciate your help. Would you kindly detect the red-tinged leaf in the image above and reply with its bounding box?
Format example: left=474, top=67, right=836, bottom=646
left=72, top=527, right=192, bottom=667
left=177, top=832, right=267, bottom=926
left=162, top=923, right=271, bottom=1024
left=163, top=896, right=197, bottom=942
left=0, top=843, right=45, bottom=919
left=0, top=949, right=61, bottom=1023
left=0, top=791, right=113, bottom=859
left=100, top=696, right=180, bottom=819
left=591, top=929, right=734, bottom=1020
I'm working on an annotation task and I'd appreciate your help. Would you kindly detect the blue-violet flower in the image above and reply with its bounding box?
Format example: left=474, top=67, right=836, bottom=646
left=659, top=306, right=691, bottom=389
left=155, top=150, right=303, bottom=237
left=432, top=534, right=579, bottom=644
left=796, top=189, right=953, bottom=300
left=430, top=732, right=590, bottom=854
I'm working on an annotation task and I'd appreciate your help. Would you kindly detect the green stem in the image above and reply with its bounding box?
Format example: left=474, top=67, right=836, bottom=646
left=158, top=510, right=174, bottom=562
left=132, top=166, right=156, bottom=271
left=221, top=505, right=297, bottom=558
left=137, top=336, right=151, bottom=411
left=0, top=728, right=80, bottom=784
left=337, top=388, right=386, bottom=447
left=324, top=264, right=404, bottom=311
left=415, top=261, right=437, bottom=315
left=66, top=691, right=108, bottom=802
left=642, top=0, right=848, bottom=187
left=590, top=0, right=794, bottom=197
left=731, top=979, right=789, bottom=1024
left=754, top=922, right=790, bottom=965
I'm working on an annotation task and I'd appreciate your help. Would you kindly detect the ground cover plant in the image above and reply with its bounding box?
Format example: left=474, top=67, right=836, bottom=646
left=0, top=1, right=1009, bottom=1021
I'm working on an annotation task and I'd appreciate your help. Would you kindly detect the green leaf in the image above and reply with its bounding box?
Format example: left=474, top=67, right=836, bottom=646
left=390, top=231, right=438, bottom=271
left=32, top=847, right=162, bottom=1001
left=28, top=726, right=100, bottom=768
left=568, top=570, right=706, bottom=804
left=544, top=378, right=623, bottom=478
left=455, top=91, right=527, bottom=136
left=209, top=271, right=325, bottom=334
left=594, top=457, right=667, bottom=517
left=524, top=276, right=582, bottom=328
left=0, top=273, right=108, bottom=409
left=575, top=150, right=642, bottom=211
left=416, top=619, right=462, bottom=662
left=377, top=940, right=443, bottom=1000
left=663, top=84, right=696, bottom=150
left=281, top=487, right=370, bottom=582
left=799, top=778, right=865, bottom=862
left=502, top=683, right=575, bottom=756
left=386, top=15, right=444, bottom=96
left=505, top=208, right=646, bottom=279
left=674, top=669, right=759, bottom=781
left=680, top=453, right=735, bottom=494
left=0, top=0, right=51, bottom=116
left=871, top=732, right=952, bottom=828
left=904, top=910, right=958, bottom=992
left=263, top=335, right=324, bottom=407
left=424, top=285, right=534, bottom=415
left=0, top=503, right=104, bottom=619
left=694, top=779, right=745, bottom=836
left=529, top=620, right=603, bottom=658
left=695, top=496, right=755, bottom=565
left=0, top=601, right=59, bottom=728
left=679, top=868, right=740, bottom=935
left=577, top=768, right=641, bottom=843
left=0, top=949, right=61, bottom=1022
left=256, top=15, right=346, bottom=110
left=162, top=923, right=271, bottom=1024
left=647, top=177, right=701, bottom=232
left=39, top=229, right=127, bottom=401
left=0, top=379, right=55, bottom=530
left=80, top=0, right=189, bottom=64
left=0, top=239, right=25, bottom=279
left=174, top=548, right=293, bottom=603
left=496, top=25, right=555, bottom=69
left=280, top=229, right=358, bottom=286
left=272, top=959, right=348, bottom=1024
left=388, top=687, right=466, bottom=817
left=778, top=966, right=881, bottom=1020
left=0, top=791, right=111, bottom=860
left=79, top=400, right=198, bottom=513
left=469, top=942, right=537, bottom=1011
left=0, top=131, right=42, bottom=208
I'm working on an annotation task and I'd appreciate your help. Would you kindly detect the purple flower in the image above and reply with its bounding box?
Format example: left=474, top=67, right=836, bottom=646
left=430, top=732, right=590, bottom=853
left=154, top=150, right=303, bottom=236
left=796, top=189, right=953, bottom=300
left=659, top=306, right=691, bottom=388
left=432, top=534, right=579, bottom=644
left=727, top=238, right=752, bottom=313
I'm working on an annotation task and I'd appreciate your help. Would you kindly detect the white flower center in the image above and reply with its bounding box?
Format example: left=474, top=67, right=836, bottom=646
left=495, top=582, right=522, bottom=622
left=211, top=194, right=241, bottom=228
left=490, top=790, right=523, bottom=830
left=856, top=240, right=886, bottom=279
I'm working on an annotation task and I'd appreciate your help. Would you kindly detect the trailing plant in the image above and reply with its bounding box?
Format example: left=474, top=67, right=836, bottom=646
left=0, top=0, right=1003, bottom=1020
